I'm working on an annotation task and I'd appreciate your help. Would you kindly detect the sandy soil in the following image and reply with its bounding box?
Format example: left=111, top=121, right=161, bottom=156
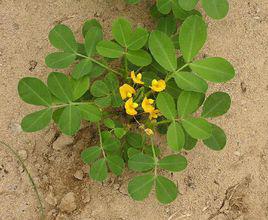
left=0, top=0, right=268, bottom=219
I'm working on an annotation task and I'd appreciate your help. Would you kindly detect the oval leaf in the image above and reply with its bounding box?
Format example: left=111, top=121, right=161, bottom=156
left=96, top=40, right=124, bottom=58
left=158, top=155, right=187, bottom=172
left=149, top=31, right=177, bottom=72
left=106, top=155, right=125, bottom=176
left=81, top=146, right=101, bottom=164
left=128, top=153, right=155, bottom=172
left=82, top=19, right=102, bottom=38
left=178, top=91, right=205, bottom=117
left=157, top=0, right=172, bottom=14
left=179, top=15, right=207, bottom=62
left=112, top=18, right=132, bottom=47
left=48, top=24, right=77, bottom=52
left=128, top=175, right=154, bottom=201
left=45, top=52, right=76, bottom=69
left=128, top=27, right=149, bottom=50
left=76, top=103, right=101, bottom=122
left=126, top=49, right=152, bottom=67
left=189, top=57, right=235, bottom=83
left=90, top=80, right=110, bottom=97
left=21, top=108, right=52, bottom=132
left=58, top=105, right=81, bottom=136
left=167, top=122, right=185, bottom=151
left=85, top=26, right=103, bottom=56
left=201, top=0, right=229, bottom=19
left=70, top=76, right=90, bottom=100
left=47, top=72, right=73, bottom=103
left=89, top=158, right=108, bottom=181
left=202, top=92, right=231, bottom=118
left=156, top=92, right=177, bottom=120
left=203, top=124, right=226, bottom=150
left=173, top=71, right=208, bottom=93
left=182, top=117, right=212, bottom=139
left=156, top=176, right=178, bottom=204
left=126, top=132, right=143, bottom=149
left=18, top=77, right=52, bottom=106
left=178, top=0, right=199, bottom=11
left=156, top=15, right=177, bottom=36
left=71, top=59, right=93, bottom=79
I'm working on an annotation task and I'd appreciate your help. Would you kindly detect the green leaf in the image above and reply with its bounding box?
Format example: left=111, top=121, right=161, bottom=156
left=128, top=153, right=155, bottom=172
left=202, top=92, right=231, bottom=118
left=157, top=0, right=172, bottom=14
left=149, top=31, right=177, bottom=72
left=156, top=92, right=177, bottom=120
left=48, top=24, right=77, bottom=52
left=114, top=128, right=126, bottom=139
left=76, top=103, right=101, bottom=122
left=142, top=71, right=158, bottom=87
left=203, top=124, right=226, bottom=150
left=179, top=15, right=207, bottom=62
left=127, top=147, right=140, bottom=158
left=95, top=96, right=112, bottom=108
left=88, top=63, right=105, bottom=79
left=173, top=71, right=208, bottom=93
left=70, top=76, right=89, bottom=101
left=128, top=175, right=154, bottom=201
left=96, top=40, right=124, bottom=58
left=103, top=118, right=115, bottom=129
left=71, top=59, right=93, bottom=79
left=126, top=132, right=143, bottom=149
left=183, top=129, right=197, bottom=150
left=156, top=15, right=177, bottom=36
left=144, top=145, right=161, bottom=157
left=103, top=137, right=121, bottom=152
left=177, top=91, right=205, bottom=117
left=182, top=117, right=212, bottom=139
left=89, top=159, right=108, bottom=181
left=90, top=80, right=110, bottom=97
left=85, top=26, right=103, bottom=56
left=52, top=108, right=64, bottom=124
left=82, top=19, right=102, bottom=38
left=189, top=57, right=235, bottom=83
left=18, top=77, right=52, bottom=106
left=21, top=108, right=52, bottom=132
left=106, top=155, right=125, bottom=176
left=178, top=0, right=198, bottom=11
left=201, top=0, right=229, bottom=19
left=58, top=105, right=81, bottom=136
left=166, top=78, right=181, bottom=100
left=126, top=49, right=152, bottom=67
left=128, top=27, right=149, bottom=50
left=81, top=146, right=101, bottom=164
left=47, top=72, right=73, bottom=103
left=156, top=176, right=178, bottom=204
left=126, top=0, right=141, bottom=4
left=112, top=18, right=132, bottom=47
left=172, top=1, right=201, bottom=20
left=167, top=122, right=185, bottom=151
left=158, top=155, right=187, bottom=172
left=45, top=52, right=76, bottom=68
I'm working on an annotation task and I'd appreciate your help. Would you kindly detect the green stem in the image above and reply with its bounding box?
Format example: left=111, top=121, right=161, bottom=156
left=156, top=119, right=172, bottom=125
left=165, top=63, right=189, bottom=81
left=124, top=54, right=128, bottom=78
left=76, top=53, right=121, bottom=76
left=97, top=122, right=106, bottom=159
left=150, top=136, right=158, bottom=177
left=49, top=101, right=94, bottom=109
left=0, top=141, right=45, bottom=220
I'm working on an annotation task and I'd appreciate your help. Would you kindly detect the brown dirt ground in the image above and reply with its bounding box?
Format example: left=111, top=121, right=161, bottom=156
left=0, top=0, right=268, bottom=219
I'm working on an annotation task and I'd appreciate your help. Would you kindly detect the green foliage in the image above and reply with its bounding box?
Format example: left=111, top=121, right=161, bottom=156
left=18, top=3, right=235, bottom=205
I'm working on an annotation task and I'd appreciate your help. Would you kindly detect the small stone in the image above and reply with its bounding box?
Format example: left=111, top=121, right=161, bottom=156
left=113, top=183, right=120, bottom=190
left=53, top=135, right=74, bottom=151
left=9, top=121, right=22, bottom=134
left=45, top=191, right=57, bottom=206
left=73, top=170, right=84, bottom=180
left=56, top=213, right=70, bottom=220
left=165, top=207, right=170, bottom=214
left=18, top=150, right=27, bottom=160
left=58, top=192, right=77, bottom=213
left=234, top=151, right=241, bottom=157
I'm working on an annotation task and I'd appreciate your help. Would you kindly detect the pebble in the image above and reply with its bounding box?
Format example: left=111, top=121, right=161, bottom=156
left=18, top=150, right=27, bottom=160
left=234, top=151, right=241, bottom=157
left=45, top=191, right=58, bottom=206
left=73, top=170, right=84, bottom=180
left=53, top=135, right=74, bottom=151
left=58, top=192, right=77, bottom=213
left=56, top=213, right=70, bottom=220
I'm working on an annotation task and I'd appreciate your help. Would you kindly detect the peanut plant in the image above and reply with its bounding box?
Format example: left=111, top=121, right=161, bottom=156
left=18, top=6, right=234, bottom=204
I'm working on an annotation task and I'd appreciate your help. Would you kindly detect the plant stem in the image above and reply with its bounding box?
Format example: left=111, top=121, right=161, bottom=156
left=97, top=122, right=106, bottom=159
left=165, top=63, right=189, bottom=81
left=76, top=53, right=121, bottom=76
left=156, top=119, right=172, bottom=125
left=124, top=54, right=128, bottom=78
left=0, top=141, right=45, bottom=220
left=150, top=136, right=158, bottom=178
left=49, top=101, right=94, bottom=109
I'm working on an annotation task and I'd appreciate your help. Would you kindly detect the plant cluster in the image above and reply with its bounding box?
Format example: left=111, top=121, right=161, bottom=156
left=18, top=3, right=235, bottom=204
left=126, top=0, right=229, bottom=20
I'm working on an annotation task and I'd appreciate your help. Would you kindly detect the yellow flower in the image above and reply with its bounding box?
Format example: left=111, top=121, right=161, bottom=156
left=119, top=84, right=136, bottom=100
left=142, top=97, right=155, bottom=113
left=125, top=98, right=139, bottom=116
left=149, top=109, right=160, bottom=120
left=131, top=71, right=144, bottom=85
left=150, top=79, right=166, bottom=92
left=145, top=128, right=154, bottom=136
